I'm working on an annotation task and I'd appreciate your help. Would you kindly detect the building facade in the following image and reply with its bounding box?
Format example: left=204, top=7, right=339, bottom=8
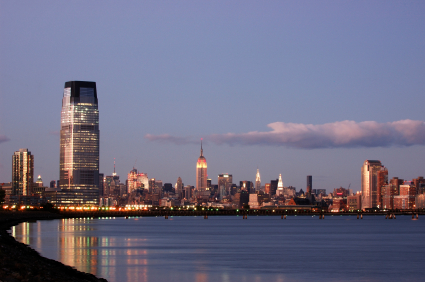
left=361, top=160, right=386, bottom=210
left=306, top=175, right=312, bottom=195
left=58, top=81, right=99, bottom=206
left=196, top=141, right=207, bottom=192
left=255, top=169, right=261, bottom=191
left=12, top=148, right=34, bottom=196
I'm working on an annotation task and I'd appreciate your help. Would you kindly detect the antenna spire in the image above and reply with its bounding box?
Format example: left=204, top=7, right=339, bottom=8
left=200, top=138, right=203, bottom=157
left=113, top=158, right=117, bottom=176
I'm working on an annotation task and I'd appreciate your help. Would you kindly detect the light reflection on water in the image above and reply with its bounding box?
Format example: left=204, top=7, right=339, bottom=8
left=12, top=215, right=425, bottom=282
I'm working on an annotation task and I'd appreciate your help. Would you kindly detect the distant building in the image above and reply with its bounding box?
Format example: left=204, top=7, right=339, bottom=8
left=255, top=169, right=261, bottom=191
left=265, top=183, right=270, bottom=194
left=12, top=148, right=34, bottom=196
left=35, top=175, right=43, bottom=187
left=50, top=180, right=56, bottom=188
left=393, top=182, right=416, bottom=209
left=306, top=175, right=312, bottom=195
left=270, top=179, right=278, bottom=196
left=361, top=160, right=387, bottom=210
left=218, top=174, right=232, bottom=196
left=240, top=181, right=253, bottom=193
left=127, top=169, right=148, bottom=193
left=196, top=141, right=207, bottom=192
left=175, top=177, right=183, bottom=197
left=347, top=193, right=362, bottom=211
left=276, top=174, right=284, bottom=196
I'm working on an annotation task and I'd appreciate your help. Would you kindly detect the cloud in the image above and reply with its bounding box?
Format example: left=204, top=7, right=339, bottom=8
left=0, top=135, right=10, bottom=144
left=145, top=134, right=198, bottom=145
left=145, top=119, right=425, bottom=149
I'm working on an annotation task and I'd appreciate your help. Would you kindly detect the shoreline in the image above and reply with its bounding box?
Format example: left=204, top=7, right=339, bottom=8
left=0, top=211, right=107, bottom=282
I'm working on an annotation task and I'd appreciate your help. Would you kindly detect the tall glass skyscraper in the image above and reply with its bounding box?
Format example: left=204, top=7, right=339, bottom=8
left=57, top=81, right=99, bottom=206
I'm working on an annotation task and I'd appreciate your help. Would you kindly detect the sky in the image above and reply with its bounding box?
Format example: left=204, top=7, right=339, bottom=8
left=1, top=1, right=425, bottom=193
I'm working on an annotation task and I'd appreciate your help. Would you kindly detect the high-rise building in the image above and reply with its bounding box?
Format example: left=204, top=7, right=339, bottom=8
left=175, top=177, right=183, bottom=198
left=361, top=160, right=386, bottom=210
left=306, top=175, right=312, bottom=195
left=240, top=181, right=253, bottom=193
left=276, top=174, right=284, bottom=196
left=218, top=174, right=232, bottom=196
left=98, top=173, right=104, bottom=197
left=270, top=179, right=278, bottom=196
left=58, top=81, right=99, bottom=206
left=127, top=169, right=149, bottom=193
left=12, top=148, right=34, bottom=196
left=255, top=169, right=261, bottom=191
left=196, top=141, right=207, bottom=192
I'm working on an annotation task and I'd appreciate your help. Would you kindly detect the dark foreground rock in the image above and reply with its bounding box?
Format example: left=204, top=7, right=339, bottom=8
left=0, top=211, right=107, bottom=282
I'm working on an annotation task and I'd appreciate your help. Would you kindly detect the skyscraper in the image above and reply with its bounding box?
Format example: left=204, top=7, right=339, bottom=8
left=361, top=160, right=386, bottom=210
left=306, top=175, right=312, bottom=195
left=58, top=81, right=99, bottom=206
left=276, top=174, right=284, bottom=196
left=12, top=148, right=34, bottom=196
left=255, top=169, right=261, bottom=191
left=196, top=140, right=207, bottom=192
left=218, top=174, right=232, bottom=196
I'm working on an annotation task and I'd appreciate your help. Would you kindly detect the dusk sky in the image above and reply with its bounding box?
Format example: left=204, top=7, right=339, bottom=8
left=1, top=1, right=424, bottom=192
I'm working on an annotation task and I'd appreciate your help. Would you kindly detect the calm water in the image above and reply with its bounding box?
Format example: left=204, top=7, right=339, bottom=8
left=11, top=215, right=425, bottom=282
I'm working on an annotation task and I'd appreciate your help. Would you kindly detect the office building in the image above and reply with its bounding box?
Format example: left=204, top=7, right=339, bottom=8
left=196, top=141, right=207, bottom=192
left=218, top=174, right=232, bottom=196
left=276, top=174, right=284, bottom=196
left=361, top=160, right=386, bottom=210
left=306, top=175, right=312, bottom=195
left=12, top=148, right=34, bottom=196
left=58, top=81, right=99, bottom=205
left=255, top=169, right=261, bottom=191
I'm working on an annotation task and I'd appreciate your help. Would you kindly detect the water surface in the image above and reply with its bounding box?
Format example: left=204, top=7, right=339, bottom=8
left=11, top=215, right=425, bottom=282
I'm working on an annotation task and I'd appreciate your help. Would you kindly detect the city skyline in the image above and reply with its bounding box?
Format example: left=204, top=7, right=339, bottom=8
left=1, top=1, right=425, bottom=191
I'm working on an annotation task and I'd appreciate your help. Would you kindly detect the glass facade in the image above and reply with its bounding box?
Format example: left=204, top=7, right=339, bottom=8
left=57, top=81, right=99, bottom=206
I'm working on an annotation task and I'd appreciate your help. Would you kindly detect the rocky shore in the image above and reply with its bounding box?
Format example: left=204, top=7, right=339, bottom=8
left=0, top=211, right=107, bottom=282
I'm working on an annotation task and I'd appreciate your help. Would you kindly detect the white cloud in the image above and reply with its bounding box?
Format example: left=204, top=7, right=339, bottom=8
left=145, top=120, right=425, bottom=149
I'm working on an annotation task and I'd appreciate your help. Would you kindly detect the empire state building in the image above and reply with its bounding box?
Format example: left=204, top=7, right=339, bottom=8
left=196, top=140, right=207, bottom=192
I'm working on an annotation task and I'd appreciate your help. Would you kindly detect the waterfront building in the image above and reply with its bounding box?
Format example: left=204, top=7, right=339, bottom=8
left=393, top=182, right=416, bottom=209
left=58, top=81, right=99, bottom=206
left=361, top=160, right=387, bottom=210
left=347, top=193, right=362, bottom=211
left=255, top=169, right=261, bottom=191
left=196, top=141, right=208, bottom=192
left=381, top=184, right=398, bottom=209
left=412, top=177, right=425, bottom=194
left=49, top=180, right=56, bottom=188
left=12, top=148, right=34, bottom=196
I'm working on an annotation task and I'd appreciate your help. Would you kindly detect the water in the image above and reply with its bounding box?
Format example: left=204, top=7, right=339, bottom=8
left=11, top=215, right=425, bottom=282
